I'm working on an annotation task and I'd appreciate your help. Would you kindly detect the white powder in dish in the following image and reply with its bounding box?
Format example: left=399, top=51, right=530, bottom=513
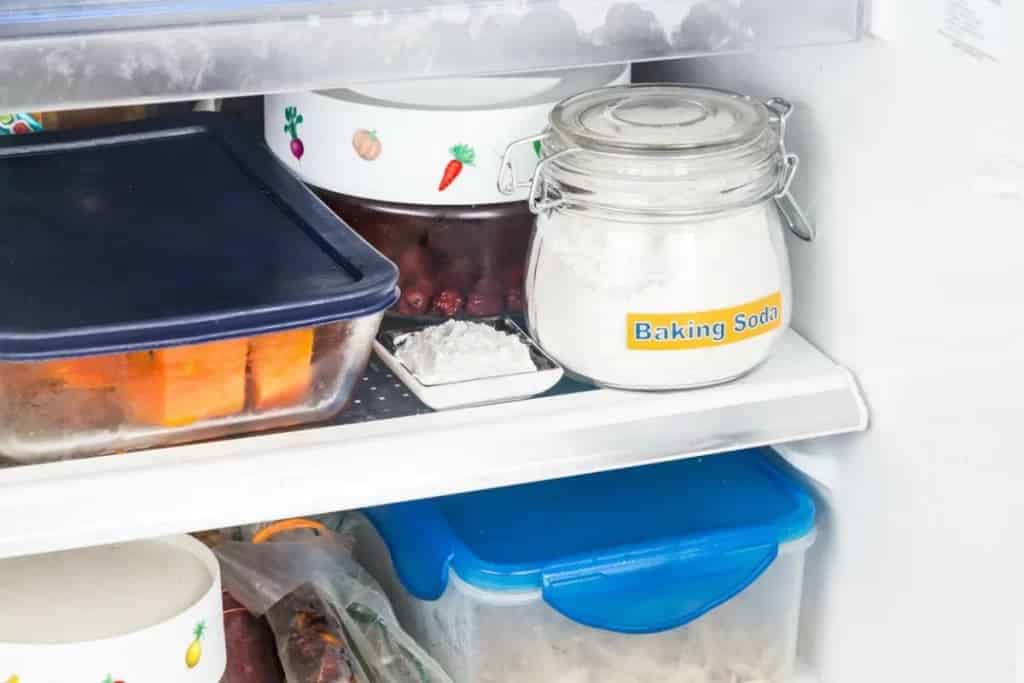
left=528, top=203, right=791, bottom=389
left=395, top=320, right=536, bottom=385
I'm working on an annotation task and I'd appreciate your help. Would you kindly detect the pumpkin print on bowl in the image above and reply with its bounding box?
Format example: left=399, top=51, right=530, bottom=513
left=352, top=129, right=382, bottom=161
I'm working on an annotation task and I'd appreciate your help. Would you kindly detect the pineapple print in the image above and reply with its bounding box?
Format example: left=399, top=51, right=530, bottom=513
left=6, top=676, right=19, bottom=683
left=185, top=620, right=205, bottom=668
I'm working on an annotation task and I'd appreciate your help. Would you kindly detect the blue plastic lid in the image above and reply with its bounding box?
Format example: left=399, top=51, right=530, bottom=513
left=366, top=449, right=815, bottom=634
left=0, top=114, right=398, bottom=360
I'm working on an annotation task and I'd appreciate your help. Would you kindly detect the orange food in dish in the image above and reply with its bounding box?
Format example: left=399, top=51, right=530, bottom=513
left=247, top=328, right=315, bottom=410
left=39, top=355, right=126, bottom=389
left=122, top=338, right=248, bottom=427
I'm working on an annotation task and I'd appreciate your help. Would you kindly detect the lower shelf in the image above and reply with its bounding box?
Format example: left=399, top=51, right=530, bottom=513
left=0, top=329, right=865, bottom=560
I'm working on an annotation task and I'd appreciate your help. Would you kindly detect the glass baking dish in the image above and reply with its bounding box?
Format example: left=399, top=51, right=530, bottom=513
left=0, top=318, right=382, bottom=462
left=0, top=114, right=397, bottom=462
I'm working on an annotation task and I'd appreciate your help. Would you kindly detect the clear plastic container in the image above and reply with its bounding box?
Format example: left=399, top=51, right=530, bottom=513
left=0, top=114, right=397, bottom=462
left=320, top=191, right=532, bottom=319
left=500, top=85, right=814, bottom=390
left=365, top=538, right=813, bottom=683
left=359, top=450, right=817, bottom=683
left=0, top=318, right=381, bottom=461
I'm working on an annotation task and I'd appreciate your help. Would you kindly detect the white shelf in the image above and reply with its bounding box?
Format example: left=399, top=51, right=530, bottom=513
left=0, top=330, right=866, bottom=560
left=0, top=0, right=863, bottom=113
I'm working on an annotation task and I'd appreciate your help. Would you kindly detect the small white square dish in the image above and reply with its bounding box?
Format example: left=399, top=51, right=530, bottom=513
left=374, top=317, right=564, bottom=411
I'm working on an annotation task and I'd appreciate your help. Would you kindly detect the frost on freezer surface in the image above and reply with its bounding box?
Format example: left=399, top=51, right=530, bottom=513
left=0, top=0, right=755, bottom=111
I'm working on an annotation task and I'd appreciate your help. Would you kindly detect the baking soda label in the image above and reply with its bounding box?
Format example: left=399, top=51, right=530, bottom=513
left=627, top=292, right=783, bottom=350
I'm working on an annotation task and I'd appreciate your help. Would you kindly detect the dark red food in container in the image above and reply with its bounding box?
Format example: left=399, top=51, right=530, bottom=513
left=320, top=190, right=531, bottom=320
left=223, top=591, right=285, bottom=683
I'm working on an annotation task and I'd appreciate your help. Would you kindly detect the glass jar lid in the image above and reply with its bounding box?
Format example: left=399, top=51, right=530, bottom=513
left=532, top=85, right=792, bottom=220
left=498, top=84, right=815, bottom=239
left=548, top=83, right=771, bottom=154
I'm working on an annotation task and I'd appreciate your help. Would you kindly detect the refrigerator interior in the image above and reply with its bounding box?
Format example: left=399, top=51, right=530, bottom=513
left=640, top=2, right=1022, bottom=681
left=0, top=0, right=1020, bottom=681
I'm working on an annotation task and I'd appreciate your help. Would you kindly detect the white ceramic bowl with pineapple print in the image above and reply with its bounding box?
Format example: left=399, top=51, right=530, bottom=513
left=0, top=535, right=226, bottom=683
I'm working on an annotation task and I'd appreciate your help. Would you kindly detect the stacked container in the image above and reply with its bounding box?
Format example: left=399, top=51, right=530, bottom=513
left=359, top=449, right=817, bottom=683
left=0, top=114, right=398, bottom=462
left=0, top=535, right=227, bottom=681
left=264, top=65, right=627, bottom=319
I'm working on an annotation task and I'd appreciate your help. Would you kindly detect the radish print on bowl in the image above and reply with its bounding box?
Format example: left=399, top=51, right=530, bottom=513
left=283, top=107, right=305, bottom=160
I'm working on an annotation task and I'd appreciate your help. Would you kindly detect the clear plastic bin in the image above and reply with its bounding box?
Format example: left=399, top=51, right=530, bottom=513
left=359, top=450, right=817, bottom=683
left=0, top=317, right=381, bottom=462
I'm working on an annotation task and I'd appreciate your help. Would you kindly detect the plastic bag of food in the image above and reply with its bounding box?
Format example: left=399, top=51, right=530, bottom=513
left=223, top=589, right=286, bottom=683
left=267, top=582, right=357, bottom=683
left=214, top=518, right=452, bottom=683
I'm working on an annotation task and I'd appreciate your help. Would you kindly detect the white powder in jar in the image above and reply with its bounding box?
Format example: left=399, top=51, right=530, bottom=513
left=395, top=320, right=536, bottom=385
left=528, top=203, right=791, bottom=389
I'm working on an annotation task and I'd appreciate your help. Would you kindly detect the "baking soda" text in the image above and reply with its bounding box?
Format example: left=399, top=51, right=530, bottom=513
left=627, top=292, right=784, bottom=350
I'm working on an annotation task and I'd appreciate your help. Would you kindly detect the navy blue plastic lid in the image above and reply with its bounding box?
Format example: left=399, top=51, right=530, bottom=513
left=0, top=114, right=398, bottom=360
left=365, top=449, right=815, bottom=634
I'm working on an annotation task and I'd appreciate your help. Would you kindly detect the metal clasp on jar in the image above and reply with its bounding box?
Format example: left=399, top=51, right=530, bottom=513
left=765, top=98, right=815, bottom=242
left=497, top=132, right=579, bottom=214
left=500, top=106, right=816, bottom=242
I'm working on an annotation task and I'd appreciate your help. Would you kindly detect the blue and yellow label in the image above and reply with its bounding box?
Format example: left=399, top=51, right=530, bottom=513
left=627, top=291, right=783, bottom=350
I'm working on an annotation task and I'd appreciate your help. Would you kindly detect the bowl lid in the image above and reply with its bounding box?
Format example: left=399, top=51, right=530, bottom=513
left=0, top=114, right=398, bottom=361
left=366, top=449, right=815, bottom=634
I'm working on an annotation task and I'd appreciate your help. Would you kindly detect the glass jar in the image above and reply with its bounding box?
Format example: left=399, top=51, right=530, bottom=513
left=499, top=84, right=813, bottom=390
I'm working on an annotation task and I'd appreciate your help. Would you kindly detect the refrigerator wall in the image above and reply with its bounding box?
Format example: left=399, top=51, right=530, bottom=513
left=642, top=1, right=1022, bottom=681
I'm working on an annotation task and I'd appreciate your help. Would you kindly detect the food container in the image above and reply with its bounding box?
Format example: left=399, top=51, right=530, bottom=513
left=1, top=106, right=148, bottom=136
left=0, top=112, right=43, bottom=135
left=500, top=84, right=814, bottom=390
left=0, top=535, right=227, bottom=682
left=358, top=449, right=816, bottom=683
left=265, top=65, right=628, bottom=319
left=0, top=114, right=398, bottom=463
